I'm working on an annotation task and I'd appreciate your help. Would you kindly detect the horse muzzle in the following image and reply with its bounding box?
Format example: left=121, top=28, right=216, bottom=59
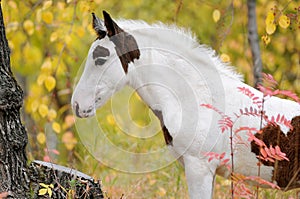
left=72, top=101, right=95, bottom=118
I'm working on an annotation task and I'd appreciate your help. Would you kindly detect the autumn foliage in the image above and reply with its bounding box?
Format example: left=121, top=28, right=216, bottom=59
left=2, top=0, right=300, bottom=198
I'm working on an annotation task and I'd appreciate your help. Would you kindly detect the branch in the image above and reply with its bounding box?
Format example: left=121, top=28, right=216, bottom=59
left=247, top=0, right=263, bottom=88
left=29, top=160, right=104, bottom=198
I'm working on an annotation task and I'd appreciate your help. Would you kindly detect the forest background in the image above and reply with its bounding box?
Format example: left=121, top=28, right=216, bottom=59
left=2, top=0, right=300, bottom=198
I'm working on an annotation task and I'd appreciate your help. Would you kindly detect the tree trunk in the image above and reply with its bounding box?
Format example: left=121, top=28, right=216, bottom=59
left=0, top=2, right=30, bottom=198
left=247, top=0, right=263, bottom=88
left=0, top=2, right=103, bottom=198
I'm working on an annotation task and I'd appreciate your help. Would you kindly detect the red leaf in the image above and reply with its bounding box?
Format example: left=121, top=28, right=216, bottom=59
left=260, top=148, right=267, bottom=158
left=247, top=132, right=266, bottom=147
left=269, top=145, right=275, bottom=155
left=219, top=152, right=225, bottom=159
left=221, top=158, right=230, bottom=165
left=264, top=147, right=272, bottom=157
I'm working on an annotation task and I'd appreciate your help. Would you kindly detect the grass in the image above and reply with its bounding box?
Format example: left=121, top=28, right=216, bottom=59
left=42, top=87, right=299, bottom=198
left=69, top=88, right=298, bottom=199
left=77, top=151, right=299, bottom=199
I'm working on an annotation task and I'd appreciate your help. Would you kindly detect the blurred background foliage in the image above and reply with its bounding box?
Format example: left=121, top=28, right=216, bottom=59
left=2, top=0, right=300, bottom=198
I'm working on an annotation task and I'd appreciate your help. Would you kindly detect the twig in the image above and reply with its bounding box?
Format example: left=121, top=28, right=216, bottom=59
left=283, top=167, right=300, bottom=191
left=247, top=0, right=263, bottom=88
left=230, top=127, right=235, bottom=198
left=174, top=0, right=183, bottom=23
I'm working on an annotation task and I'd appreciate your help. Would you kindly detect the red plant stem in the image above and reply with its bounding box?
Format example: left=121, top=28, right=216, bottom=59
left=256, top=97, right=265, bottom=198
left=230, top=127, right=234, bottom=198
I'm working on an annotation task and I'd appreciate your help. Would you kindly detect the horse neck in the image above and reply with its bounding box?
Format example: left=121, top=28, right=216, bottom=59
left=126, top=47, right=211, bottom=133
left=124, top=25, right=244, bottom=131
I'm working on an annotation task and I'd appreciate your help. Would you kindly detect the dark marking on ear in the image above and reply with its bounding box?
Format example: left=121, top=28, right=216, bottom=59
left=93, top=46, right=110, bottom=59
left=152, top=109, right=173, bottom=146
left=92, top=13, right=106, bottom=39
left=251, top=116, right=300, bottom=190
left=102, top=10, right=140, bottom=73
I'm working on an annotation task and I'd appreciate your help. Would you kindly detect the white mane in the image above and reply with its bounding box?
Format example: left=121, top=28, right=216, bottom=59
left=116, top=19, right=244, bottom=81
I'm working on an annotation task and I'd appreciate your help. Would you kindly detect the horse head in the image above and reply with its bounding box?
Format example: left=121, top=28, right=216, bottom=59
left=71, top=11, right=140, bottom=118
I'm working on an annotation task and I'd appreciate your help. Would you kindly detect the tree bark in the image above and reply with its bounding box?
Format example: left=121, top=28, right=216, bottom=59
left=247, top=0, right=263, bottom=88
left=0, top=3, right=103, bottom=198
left=0, top=2, right=30, bottom=198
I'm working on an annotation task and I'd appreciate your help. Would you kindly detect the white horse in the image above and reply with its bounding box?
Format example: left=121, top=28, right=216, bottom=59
left=71, top=11, right=300, bottom=198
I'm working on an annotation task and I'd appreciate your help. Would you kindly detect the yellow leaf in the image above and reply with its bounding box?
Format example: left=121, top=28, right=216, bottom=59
left=220, top=53, right=230, bottom=63
left=23, top=20, right=34, bottom=35
left=279, top=15, right=290, bottom=29
left=8, top=40, right=14, bottom=50
left=50, top=32, right=58, bottom=42
left=64, top=35, right=72, bottom=45
left=52, top=122, right=61, bottom=133
left=37, top=74, right=47, bottom=85
left=265, top=12, right=276, bottom=35
left=30, top=84, right=43, bottom=97
left=48, top=188, right=52, bottom=197
left=44, top=75, right=56, bottom=92
left=38, top=104, right=49, bottom=118
left=212, top=9, right=221, bottom=23
left=36, top=8, right=42, bottom=23
left=37, top=132, right=46, bottom=144
left=42, top=0, right=52, bottom=10
left=31, top=100, right=39, bottom=113
left=39, top=183, right=49, bottom=188
left=262, top=35, right=271, bottom=45
left=42, top=11, right=54, bottom=24
left=266, top=11, right=274, bottom=21
left=67, top=0, right=73, bottom=3
left=57, top=2, right=66, bottom=10
left=49, top=184, right=54, bottom=188
left=8, top=1, right=17, bottom=9
left=76, top=26, right=85, bottom=38
left=79, top=1, right=90, bottom=13
left=56, top=61, right=67, bottom=76
left=38, top=188, right=48, bottom=196
left=48, top=109, right=57, bottom=121
left=41, top=59, right=52, bottom=74
left=266, top=23, right=276, bottom=35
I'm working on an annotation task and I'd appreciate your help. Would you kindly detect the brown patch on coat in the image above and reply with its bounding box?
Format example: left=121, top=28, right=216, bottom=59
left=92, top=46, right=110, bottom=59
left=152, top=109, right=173, bottom=146
left=251, top=116, right=300, bottom=190
left=103, top=11, right=140, bottom=73
left=92, top=46, right=110, bottom=66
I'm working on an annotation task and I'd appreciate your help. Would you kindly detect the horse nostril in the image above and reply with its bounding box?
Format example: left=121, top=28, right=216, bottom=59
left=74, top=101, right=82, bottom=118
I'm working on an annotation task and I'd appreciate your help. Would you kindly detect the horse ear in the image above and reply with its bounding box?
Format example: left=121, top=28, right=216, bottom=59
left=102, top=10, right=140, bottom=73
left=92, top=13, right=106, bottom=39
